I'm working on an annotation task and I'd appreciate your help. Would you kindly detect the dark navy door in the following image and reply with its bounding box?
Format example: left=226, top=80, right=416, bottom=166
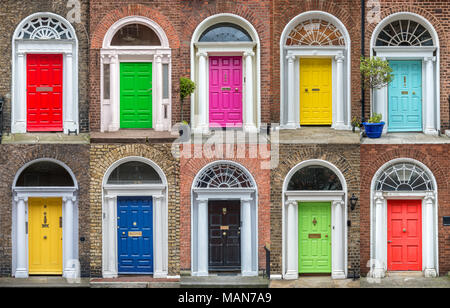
left=117, top=196, right=153, bottom=274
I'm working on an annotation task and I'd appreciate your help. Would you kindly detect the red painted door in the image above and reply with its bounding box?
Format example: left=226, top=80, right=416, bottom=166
left=209, top=56, right=243, bottom=128
left=387, top=200, right=422, bottom=271
left=27, top=54, right=63, bottom=132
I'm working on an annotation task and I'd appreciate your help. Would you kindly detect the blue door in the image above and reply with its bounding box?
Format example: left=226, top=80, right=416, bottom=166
left=117, top=196, right=153, bottom=274
left=388, top=60, right=422, bottom=132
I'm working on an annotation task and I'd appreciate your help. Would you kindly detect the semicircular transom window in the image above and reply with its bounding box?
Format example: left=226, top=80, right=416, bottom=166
left=195, top=163, right=254, bottom=188
left=107, top=161, right=162, bottom=185
left=287, top=165, right=343, bottom=191
left=199, top=22, right=252, bottom=42
left=111, top=24, right=161, bottom=46
left=286, top=19, right=345, bottom=46
left=375, top=19, right=433, bottom=46
left=17, top=16, right=74, bottom=40
left=375, top=163, right=433, bottom=191
left=16, top=161, right=74, bottom=187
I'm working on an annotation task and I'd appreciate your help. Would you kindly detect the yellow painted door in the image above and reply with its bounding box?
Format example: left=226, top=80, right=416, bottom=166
left=300, top=58, right=332, bottom=125
left=29, top=197, right=63, bottom=275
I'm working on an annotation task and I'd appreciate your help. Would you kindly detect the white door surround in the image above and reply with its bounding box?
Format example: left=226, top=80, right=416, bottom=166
left=370, top=12, right=440, bottom=135
left=282, top=160, right=348, bottom=280
left=280, top=11, right=351, bottom=130
left=11, top=159, right=79, bottom=279
left=191, top=161, right=258, bottom=276
left=100, top=16, right=172, bottom=132
left=369, top=158, right=439, bottom=278
left=190, top=14, right=260, bottom=133
left=101, top=157, right=169, bottom=278
left=11, top=12, right=79, bottom=134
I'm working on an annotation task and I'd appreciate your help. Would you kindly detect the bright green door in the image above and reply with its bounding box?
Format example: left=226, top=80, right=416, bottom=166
left=120, top=62, right=152, bottom=128
left=298, top=202, right=331, bottom=273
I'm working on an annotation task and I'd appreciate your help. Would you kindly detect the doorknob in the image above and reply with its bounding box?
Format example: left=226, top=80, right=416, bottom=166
left=43, top=236, right=47, bottom=240
left=223, top=232, right=227, bottom=236
left=403, top=228, right=406, bottom=233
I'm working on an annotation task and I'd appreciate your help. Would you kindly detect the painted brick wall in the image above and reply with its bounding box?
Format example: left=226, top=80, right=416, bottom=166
left=89, top=0, right=271, bottom=131
left=179, top=144, right=271, bottom=272
left=89, top=143, right=180, bottom=277
left=0, top=0, right=90, bottom=133
left=270, top=144, right=361, bottom=276
left=360, top=144, right=450, bottom=276
left=0, top=144, right=91, bottom=277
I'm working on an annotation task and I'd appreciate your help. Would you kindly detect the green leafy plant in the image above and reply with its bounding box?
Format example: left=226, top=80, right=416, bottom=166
left=360, top=56, right=393, bottom=90
left=351, top=116, right=361, bottom=132
left=179, top=77, right=196, bottom=123
left=368, top=113, right=382, bottom=123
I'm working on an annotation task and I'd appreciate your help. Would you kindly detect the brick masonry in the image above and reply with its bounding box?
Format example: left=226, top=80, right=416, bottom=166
left=89, top=143, right=180, bottom=277
left=270, top=144, right=361, bottom=276
left=360, top=144, right=450, bottom=276
left=0, top=144, right=91, bottom=277
left=0, top=0, right=90, bottom=133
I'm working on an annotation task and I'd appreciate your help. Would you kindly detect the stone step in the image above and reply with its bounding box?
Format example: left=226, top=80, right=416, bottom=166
left=180, top=276, right=269, bottom=288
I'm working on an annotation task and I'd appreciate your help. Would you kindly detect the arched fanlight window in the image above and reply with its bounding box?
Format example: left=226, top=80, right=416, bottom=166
left=195, top=163, right=254, bottom=188
left=199, top=22, right=252, bottom=42
left=16, top=16, right=74, bottom=40
left=375, top=19, right=433, bottom=46
left=111, top=23, right=161, bottom=46
left=287, top=165, right=343, bottom=191
left=286, top=19, right=345, bottom=46
left=16, top=161, right=74, bottom=187
left=107, top=161, right=162, bottom=185
left=375, top=163, right=433, bottom=191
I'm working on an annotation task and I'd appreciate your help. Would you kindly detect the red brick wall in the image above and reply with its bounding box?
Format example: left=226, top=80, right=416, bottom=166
left=179, top=144, right=271, bottom=272
left=89, top=0, right=271, bottom=131
left=360, top=144, right=450, bottom=276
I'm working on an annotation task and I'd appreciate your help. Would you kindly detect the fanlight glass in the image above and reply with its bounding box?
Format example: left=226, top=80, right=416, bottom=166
left=199, top=23, right=252, bottom=42
left=375, top=163, right=433, bottom=191
left=375, top=19, right=433, bottom=46
left=17, top=16, right=74, bottom=40
left=287, top=165, right=342, bottom=191
left=195, top=163, right=254, bottom=188
left=107, top=161, right=162, bottom=185
left=111, top=24, right=161, bottom=46
left=286, top=19, right=345, bottom=46
left=16, top=161, right=74, bottom=187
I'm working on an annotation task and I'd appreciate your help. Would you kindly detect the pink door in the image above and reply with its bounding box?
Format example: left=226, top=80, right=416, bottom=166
left=209, top=56, right=243, bottom=128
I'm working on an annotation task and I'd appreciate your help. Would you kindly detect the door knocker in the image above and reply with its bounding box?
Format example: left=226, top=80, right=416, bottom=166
left=312, top=217, right=317, bottom=226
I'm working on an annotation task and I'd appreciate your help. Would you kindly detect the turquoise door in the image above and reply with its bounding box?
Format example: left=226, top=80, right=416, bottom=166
left=388, top=60, right=422, bottom=132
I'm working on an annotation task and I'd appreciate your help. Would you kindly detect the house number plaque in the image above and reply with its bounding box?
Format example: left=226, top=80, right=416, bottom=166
left=128, top=231, right=142, bottom=237
left=308, top=234, right=321, bottom=239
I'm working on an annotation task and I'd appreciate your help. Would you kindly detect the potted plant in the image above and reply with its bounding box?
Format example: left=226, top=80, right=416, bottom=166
left=179, top=77, right=196, bottom=137
left=360, top=56, right=393, bottom=138
left=351, top=116, right=360, bottom=133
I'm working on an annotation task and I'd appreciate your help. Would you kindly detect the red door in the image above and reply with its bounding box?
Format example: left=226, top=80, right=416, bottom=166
left=209, top=56, right=243, bottom=128
left=387, top=200, right=422, bottom=271
left=27, top=54, right=63, bottom=132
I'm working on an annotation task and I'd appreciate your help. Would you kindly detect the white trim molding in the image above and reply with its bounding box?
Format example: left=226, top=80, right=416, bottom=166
left=282, top=160, right=349, bottom=280
left=370, top=12, right=440, bottom=135
left=101, top=157, right=169, bottom=278
left=100, top=16, right=172, bottom=132
left=190, top=14, right=261, bottom=133
left=369, top=158, right=439, bottom=278
left=11, top=12, right=79, bottom=134
left=280, top=11, right=352, bottom=130
left=190, top=160, right=259, bottom=277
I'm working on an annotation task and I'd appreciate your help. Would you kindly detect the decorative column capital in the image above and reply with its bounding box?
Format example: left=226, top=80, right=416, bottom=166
left=424, top=192, right=435, bottom=202
left=154, top=55, right=163, bottom=63
left=424, top=56, right=436, bottom=63
left=374, top=192, right=384, bottom=203
left=332, top=200, right=345, bottom=207
left=104, top=195, right=116, bottom=201
left=153, top=194, right=165, bottom=201
left=196, top=51, right=208, bottom=58
left=63, top=196, right=77, bottom=203
left=286, top=200, right=297, bottom=207
left=335, top=54, right=345, bottom=62
left=243, top=51, right=255, bottom=58
left=14, top=195, right=28, bottom=203
left=286, top=55, right=296, bottom=63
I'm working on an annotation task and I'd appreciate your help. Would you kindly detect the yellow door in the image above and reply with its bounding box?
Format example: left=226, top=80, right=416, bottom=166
left=29, top=197, right=63, bottom=275
left=300, top=58, right=332, bottom=125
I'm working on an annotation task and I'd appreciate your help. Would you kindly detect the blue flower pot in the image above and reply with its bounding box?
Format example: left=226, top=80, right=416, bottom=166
left=363, top=122, right=385, bottom=138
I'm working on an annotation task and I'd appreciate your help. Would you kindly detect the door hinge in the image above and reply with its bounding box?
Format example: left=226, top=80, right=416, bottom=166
left=59, top=217, right=62, bottom=228
left=25, top=222, right=28, bottom=234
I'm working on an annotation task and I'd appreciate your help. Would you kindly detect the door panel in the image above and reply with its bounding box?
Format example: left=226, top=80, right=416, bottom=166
left=388, top=61, right=422, bottom=132
left=120, top=62, right=153, bottom=128
left=298, top=202, right=331, bottom=273
left=208, top=201, right=241, bottom=271
left=388, top=200, right=422, bottom=271
left=28, top=197, right=63, bottom=275
left=209, top=56, right=243, bottom=128
left=117, top=197, right=153, bottom=274
left=300, top=58, right=332, bottom=125
left=27, top=54, right=63, bottom=132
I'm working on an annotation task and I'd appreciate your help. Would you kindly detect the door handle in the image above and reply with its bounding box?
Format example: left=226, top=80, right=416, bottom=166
left=312, top=88, right=320, bottom=91
left=403, top=228, right=406, bottom=233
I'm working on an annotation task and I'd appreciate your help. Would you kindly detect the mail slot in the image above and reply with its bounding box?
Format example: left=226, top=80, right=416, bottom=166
left=311, top=88, right=320, bottom=91
left=220, top=225, right=229, bottom=230
left=36, top=87, right=53, bottom=92
left=128, top=231, right=142, bottom=237
left=401, top=91, right=408, bottom=95
left=221, top=87, right=231, bottom=91
left=308, top=233, right=321, bottom=239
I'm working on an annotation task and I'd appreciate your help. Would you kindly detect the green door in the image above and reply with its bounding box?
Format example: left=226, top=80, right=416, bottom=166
left=298, top=202, right=331, bottom=273
left=120, top=62, right=153, bottom=128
